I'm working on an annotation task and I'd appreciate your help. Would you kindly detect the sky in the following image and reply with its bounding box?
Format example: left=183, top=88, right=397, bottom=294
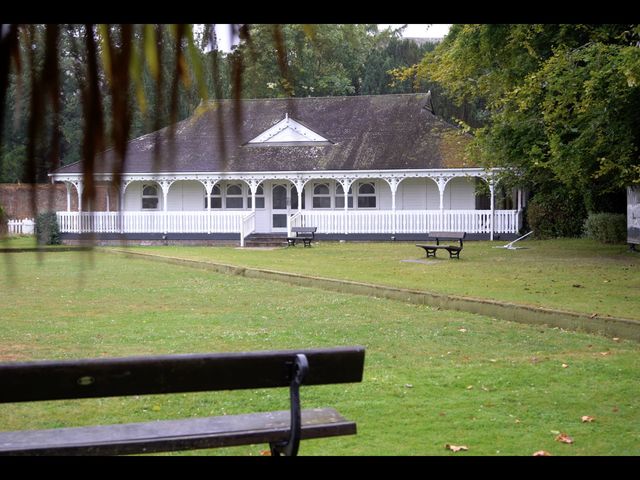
left=214, top=24, right=452, bottom=52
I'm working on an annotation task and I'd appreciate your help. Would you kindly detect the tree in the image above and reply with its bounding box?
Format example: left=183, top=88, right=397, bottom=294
left=406, top=24, right=640, bottom=216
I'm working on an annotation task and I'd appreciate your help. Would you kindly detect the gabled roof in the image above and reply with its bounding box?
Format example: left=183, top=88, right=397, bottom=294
left=246, top=113, right=332, bottom=146
left=52, top=93, right=475, bottom=176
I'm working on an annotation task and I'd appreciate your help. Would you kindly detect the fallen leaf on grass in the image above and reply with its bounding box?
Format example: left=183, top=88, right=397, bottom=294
left=260, top=450, right=272, bottom=456
left=532, top=450, right=552, bottom=456
left=581, top=416, right=595, bottom=423
left=458, top=328, right=467, bottom=333
left=599, top=351, right=611, bottom=356
left=466, top=385, right=474, bottom=390
left=555, top=433, right=574, bottom=444
left=561, top=363, right=569, bottom=368
left=445, top=444, right=468, bottom=452
left=613, top=337, right=620, bottom=342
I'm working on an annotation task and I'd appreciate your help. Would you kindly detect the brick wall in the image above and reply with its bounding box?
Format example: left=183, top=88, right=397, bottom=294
left=0, top=183, right=119, bottom=219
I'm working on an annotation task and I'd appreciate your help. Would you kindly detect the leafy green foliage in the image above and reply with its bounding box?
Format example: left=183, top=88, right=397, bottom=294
left=232, top=24, right=378, bottom=98
left=583, top=213, right=627, bottom=244
left=35, top=212, right=61, bottom=245
left=410, top=24, right=640, bottom=214
left=526, top=190, right=587, bottom=239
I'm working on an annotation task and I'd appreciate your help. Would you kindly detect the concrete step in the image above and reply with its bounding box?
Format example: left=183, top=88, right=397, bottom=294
left=244, top=234, right=288, bottom=248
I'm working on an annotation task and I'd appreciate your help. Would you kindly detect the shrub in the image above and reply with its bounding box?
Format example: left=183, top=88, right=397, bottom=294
left=526, top=190, right=587, bottom=239
left=35, top=212, right=61, bottom=245
left=583, top=213, right=627, bottom=244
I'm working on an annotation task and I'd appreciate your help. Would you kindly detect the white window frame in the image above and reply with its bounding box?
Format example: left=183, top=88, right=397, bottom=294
left=356, top=181, right=377, bottom=209
left=225, top=183, right=244, bottom=210
left=141, top=183, right=160, bottom=210
left=205, top=184, right=222, bottom=209
left=312, top=182, right=332, bottom=209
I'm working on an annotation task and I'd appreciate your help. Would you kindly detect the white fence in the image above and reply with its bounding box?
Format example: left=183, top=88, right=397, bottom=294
left=290, top=210, right=520, bottom=235
left=56, top=211, right=249, bottom=234
left=56, top=209, right=520, bottom=236
left=7, top=218, right=35, bottom=235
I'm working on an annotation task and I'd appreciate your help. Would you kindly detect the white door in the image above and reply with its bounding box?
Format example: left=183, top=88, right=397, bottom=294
left=271, top=184, right=289, bottom=232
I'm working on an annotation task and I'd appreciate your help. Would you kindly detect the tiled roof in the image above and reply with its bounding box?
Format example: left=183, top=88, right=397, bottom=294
left=52, top=93, right=475, bottom=175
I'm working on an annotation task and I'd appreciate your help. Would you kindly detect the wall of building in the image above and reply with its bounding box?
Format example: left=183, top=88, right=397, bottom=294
left=0, top=183, right=119, bottom=219
left=119, top=178, right=479, bottom=214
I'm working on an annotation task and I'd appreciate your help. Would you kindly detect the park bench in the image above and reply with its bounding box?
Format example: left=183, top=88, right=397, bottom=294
left=416, top=232, right=466, bottom=259
left=0, top=346, right=365, bottom=456
left=287, top=226, right=317, bottom=247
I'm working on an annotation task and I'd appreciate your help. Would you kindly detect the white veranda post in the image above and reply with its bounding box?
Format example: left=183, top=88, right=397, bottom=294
left=158, top=180, right=174, bottom=235
left=201, top=180, right=216, bottom=234
left=489, top=179, right=495, bottom=241
left=385, top=178, right=401, bottom=235
left=338, top=178, right=354, bottom=235
left=65, top=182, right=72, bottom=212
left=73, top=180, right=83, bottom=212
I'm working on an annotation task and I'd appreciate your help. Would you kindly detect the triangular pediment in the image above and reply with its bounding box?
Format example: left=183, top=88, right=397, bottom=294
left=247, top=114, right=331, bottom=145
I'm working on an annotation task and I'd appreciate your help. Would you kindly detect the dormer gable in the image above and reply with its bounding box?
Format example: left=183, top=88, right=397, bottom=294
left=246, top=114, right=332, bottom=146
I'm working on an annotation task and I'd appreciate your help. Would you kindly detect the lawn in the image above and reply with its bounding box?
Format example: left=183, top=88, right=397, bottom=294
left=1, top=250, right=638, bottom=456
left=124, top=238, right=640, bottom=320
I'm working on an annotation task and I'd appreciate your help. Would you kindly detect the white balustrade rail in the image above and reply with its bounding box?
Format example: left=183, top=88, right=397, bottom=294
left=56, top=209, right=520, bottom=236
left=56, top=211, right=246, bottom=234
left=239, top=211, right=256, bottom=247
left=291, top=209, right=520, bottom=234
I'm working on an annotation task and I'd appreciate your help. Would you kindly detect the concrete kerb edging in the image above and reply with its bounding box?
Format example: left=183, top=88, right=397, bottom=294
left=105, top=248, right=640, bottom=342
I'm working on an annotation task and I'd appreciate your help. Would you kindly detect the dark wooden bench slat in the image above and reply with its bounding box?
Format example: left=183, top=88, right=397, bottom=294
left=0, top=408, right=355, bottom=456
left=427, top=231, right=466, bottom=240
left=0, top=347, right=365, bottom=403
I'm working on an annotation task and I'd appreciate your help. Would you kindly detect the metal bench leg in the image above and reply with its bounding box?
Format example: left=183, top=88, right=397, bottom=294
left=270, top=354, right=309, bottom=456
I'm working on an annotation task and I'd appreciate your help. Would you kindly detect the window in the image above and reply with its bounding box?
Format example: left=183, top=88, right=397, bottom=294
left=142, top=184, right=159, bottom=210
left=357, top=182, right=376, bottom=208
left=247, top=184, right=265, bottom=209
left=205, top=185, right=222, bottom=209
left=225, top=184, right=244, bottom=209
left=312, top=183, right=331, bottom=209
left=335, top=183, right=353, bottom=208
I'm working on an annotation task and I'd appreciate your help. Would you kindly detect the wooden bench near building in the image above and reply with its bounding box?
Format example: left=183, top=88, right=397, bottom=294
left=287, top=227, right=317, bottom=247
left=0, top=346, right=365, bottom=456
left=416, top=232, right=466, bottom=259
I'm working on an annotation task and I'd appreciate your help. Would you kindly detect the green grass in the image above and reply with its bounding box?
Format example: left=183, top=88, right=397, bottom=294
left=124, top=238, right=640, bottom=321
left=1, top=251, right=639, bottom=456
left=0, top=235, right=38, bottom=248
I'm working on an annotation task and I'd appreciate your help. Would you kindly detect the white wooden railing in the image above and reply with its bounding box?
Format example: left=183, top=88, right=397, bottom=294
left=56, top=209, right=520, bottom=236
left=56, top=211, right=246, bottom=234
left=239, top=212, right=256, bottom=247
left=7, top=218, right=35, bottom=235
left=290, top=210, right=520, bottom=234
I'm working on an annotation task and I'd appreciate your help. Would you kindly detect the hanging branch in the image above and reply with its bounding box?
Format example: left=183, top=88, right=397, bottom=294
left=80, top=23, right=105, bottom=212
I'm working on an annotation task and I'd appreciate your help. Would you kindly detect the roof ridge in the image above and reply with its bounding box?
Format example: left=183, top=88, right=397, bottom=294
left=202, top=93, right=428, bottom=104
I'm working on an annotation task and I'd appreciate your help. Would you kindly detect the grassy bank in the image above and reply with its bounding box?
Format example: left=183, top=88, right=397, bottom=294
left=1, top=251, right=638, bottom=455
left=126, top=239, right=640, bottom=320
